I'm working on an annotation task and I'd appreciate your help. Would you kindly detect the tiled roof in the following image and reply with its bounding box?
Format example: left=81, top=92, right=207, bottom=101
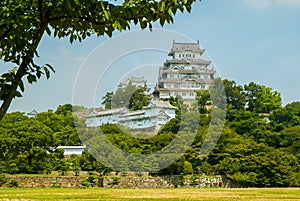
left=85, top=108, right=127, bottom=117
left=169, top=41, right=205, bottom=54
left=27, top=109, right=38, bottom=115
left=165, top=58, right=211, bottom=65
left=148, top=100, right=178, bottom=109
left=57, top=145, right=86, bottom=149
left=119, top=110, right=146, bottom=117
left=118, top=76, right=147, bottom=88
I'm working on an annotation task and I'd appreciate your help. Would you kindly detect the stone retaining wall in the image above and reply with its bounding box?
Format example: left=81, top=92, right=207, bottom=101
left=100, top=177, right=174, bottom=188
left=5, top=176, right=86, bottom=188
left=4, top=175, right=223, bottom=188
left=100, top=175, right=223, bottom=188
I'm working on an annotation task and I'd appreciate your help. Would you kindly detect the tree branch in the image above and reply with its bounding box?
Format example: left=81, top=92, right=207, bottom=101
left=39, top=0, right=45, bottom=25
left=0, top=1, right=48, bottom=122
left=0, top=27, right=13, bottom=42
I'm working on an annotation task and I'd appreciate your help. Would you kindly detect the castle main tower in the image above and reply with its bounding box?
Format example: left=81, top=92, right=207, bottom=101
left=158, top=41, right=215, bottom=102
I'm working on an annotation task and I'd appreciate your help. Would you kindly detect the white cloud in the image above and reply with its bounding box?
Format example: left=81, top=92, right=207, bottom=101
left=243, top=0, right=272, bottom=11
left=243, top=0, right=300, bottom=10
left=277, top=0, right=300, bottom=7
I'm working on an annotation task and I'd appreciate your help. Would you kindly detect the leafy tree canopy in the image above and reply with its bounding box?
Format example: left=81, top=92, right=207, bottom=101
left=0, top=0, right=199, bottom=121
left=244, top=82, right=281, bottom=113
left=102, top=85, right=150, bottom=110
left=1, top=79, right=300, bottom=187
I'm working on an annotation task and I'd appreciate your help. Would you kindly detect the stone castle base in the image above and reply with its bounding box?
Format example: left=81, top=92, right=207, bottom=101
left=4, top=175, right=223, bottom=188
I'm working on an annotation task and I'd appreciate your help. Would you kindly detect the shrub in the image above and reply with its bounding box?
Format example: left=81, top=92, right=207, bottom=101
left=79, top=180, right=91, bottom=188
left=0, top=174, right=7, bottom=186
left=51, top=184, right=62, bottom=188
left=191, top=174, right=199, bottom=187
left=107, top=176, right=120, bottom=187
left=7, top=179, right=18, bottom=188
left=8, top=163, right=19, bottom=174
left=44, top=164, right=52, bottom=175
left=178, top=173, right=185, bottom=186
left=183, top=161, right=193, bottom=175
left=79, top=172, right=97, bottom=188
left=86, top=172, right=97, bottom=187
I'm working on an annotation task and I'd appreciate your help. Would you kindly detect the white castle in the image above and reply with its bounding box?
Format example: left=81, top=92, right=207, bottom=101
left=84, top=41, right=215, bottom=131
left=85, top=100, right=177, bottom=131
left=158, top=41, right=215, bottom=102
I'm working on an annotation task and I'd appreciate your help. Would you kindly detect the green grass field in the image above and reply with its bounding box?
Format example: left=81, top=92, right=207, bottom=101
left=0, top=188, right=299, bottom=201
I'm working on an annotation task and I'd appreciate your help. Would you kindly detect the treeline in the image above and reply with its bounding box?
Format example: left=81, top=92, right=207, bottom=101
left=0, top=79, right=299, bottom=187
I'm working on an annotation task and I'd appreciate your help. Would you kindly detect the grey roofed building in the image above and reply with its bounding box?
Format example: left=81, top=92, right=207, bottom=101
left=85, top=107, right=127, bottom=117
left=118, top=76, right=147, bottom=89
left=84, top=100, right=177, bottom=131
left=56, top=145, right=86, bottom=155
left=164, top=58, right=212, bottom=66
left=158, top=40, right=216, bottom=102
left=146, top=100, right=178, bottom=110
left=169, top=40, right=205, bottom=55
left=27, top=109, right=39, bottom=117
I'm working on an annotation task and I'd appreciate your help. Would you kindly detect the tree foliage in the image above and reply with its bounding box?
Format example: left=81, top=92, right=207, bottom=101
left=0, top=0, right=199, bottom=121
left=244, top=82, right=281, bottom=113
left=222, top=79, right=245, bottom=110
left=102, top=85, right=150, bottom=110
left=0, top=80, right=299, bottom=187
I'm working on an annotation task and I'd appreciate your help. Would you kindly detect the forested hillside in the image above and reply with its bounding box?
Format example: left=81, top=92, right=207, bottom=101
left=0, top=79, right=299, bottom=187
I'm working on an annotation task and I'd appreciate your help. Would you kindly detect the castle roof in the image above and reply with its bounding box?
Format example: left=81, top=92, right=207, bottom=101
left=163, top=66, right=216, bottom=74
left=118, top=76, right=147, bottom=88
left=85, top=107, right=127, bottom=117
left=27, top=109, right=38, bottom=116
left=146, top=100, right=177, bottom=109
left=119, top=110, right=146, bottom=117
left=164, top=58, right=211, bottom=66
left=169, top=41, right=205, bottom=55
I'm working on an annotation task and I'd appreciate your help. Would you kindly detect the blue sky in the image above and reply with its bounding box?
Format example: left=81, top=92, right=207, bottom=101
left=6, top=0, right=300, bottom=112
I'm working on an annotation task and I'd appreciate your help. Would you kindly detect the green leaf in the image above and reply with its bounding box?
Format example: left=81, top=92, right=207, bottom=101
left=45, top=64, right=55, bottom=73
left=149, top=23, right=153, bottom=32
left=14, top=91, right=22, bottom=98
left=70, top=35, right=74, bottom=44
left=140, top=20, right=147, bottom=29
left=27, top=74, right=37, bottom=84
left=159, top=18, right=165, bottom=26
left=43, top=67, right=50, bottom=79
left=19, top=80, right=25, bottom=92
left=46, top=26, right=51, bottom=36
left=54, top=29, right=58, bottom=37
